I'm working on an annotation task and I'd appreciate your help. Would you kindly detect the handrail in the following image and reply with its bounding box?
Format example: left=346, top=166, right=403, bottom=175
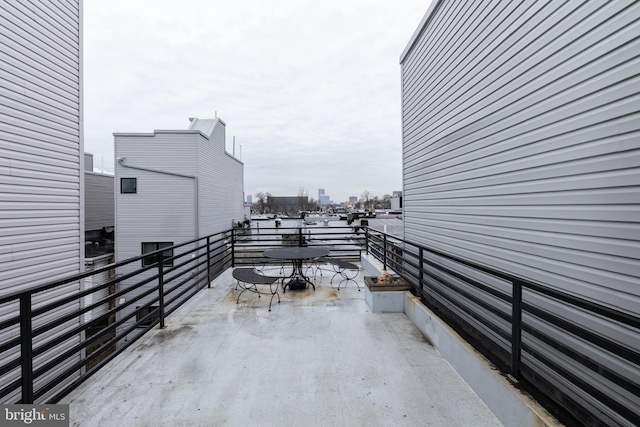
left=365, top=227, right=640, bottom=427
left=0, top=224, right=361, bottom=404
left=0, top=230, right=233, bottom=404
left=3, top=221, right=637, bottom=426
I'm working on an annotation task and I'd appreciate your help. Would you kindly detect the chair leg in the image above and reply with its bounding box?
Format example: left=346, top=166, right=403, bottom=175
left=268, top=283, right=280, bottom=311
left=336, top=270, right=360, bottom=291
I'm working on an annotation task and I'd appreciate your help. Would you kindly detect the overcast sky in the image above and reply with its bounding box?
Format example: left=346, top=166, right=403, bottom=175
left=83, top=0, right=432, bottom=203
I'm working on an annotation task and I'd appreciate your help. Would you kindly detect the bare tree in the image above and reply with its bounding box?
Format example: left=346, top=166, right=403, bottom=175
left=265, top=192, right=274, bottom=213
left=381, top=194, right=392, bottom=209
left=361, top=190, right=371, bottom=209
left=297, top=187, right=308, bottom=211
left=254, top=192, right=266, bottom=213
left=372, top=196, right=380, bottom=209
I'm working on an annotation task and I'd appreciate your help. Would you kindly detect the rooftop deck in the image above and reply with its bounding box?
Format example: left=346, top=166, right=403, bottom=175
left=62, top=266, right=503, bottom=426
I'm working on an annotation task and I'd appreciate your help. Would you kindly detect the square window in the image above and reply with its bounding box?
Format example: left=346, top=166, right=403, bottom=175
left=121, top=178, right=137, bottom=194
left=135, top=303, right=159, bottom=327
left=142, top=242, right=174, bottom=267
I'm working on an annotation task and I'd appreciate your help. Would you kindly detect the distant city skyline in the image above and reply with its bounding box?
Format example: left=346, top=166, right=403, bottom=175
left=82, top=0, right=432, bottom=203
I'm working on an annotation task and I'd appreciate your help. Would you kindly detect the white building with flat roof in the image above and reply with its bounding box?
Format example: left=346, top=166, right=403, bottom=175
left=114, top=117, right=245, bottom=330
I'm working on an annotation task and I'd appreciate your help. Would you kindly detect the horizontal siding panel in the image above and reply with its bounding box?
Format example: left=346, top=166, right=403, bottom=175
left=0, top=106, right=79, bottom=140
left=0, top=236, right=78, bottom=257
left=85, top=173, right=114, bottom=231
left=0, top=64, right=78, bottom=111
left=403, top=1, right=632, bottom=146
left=1, top=2, right=79, bottom=56
left=0, top=226, right=80, bottom=242
left=0, top=137, right=82, bottom=162
left=405, top=128, right=640, bottom=183
left=404, top=187, right=639, bottom=206
left=1, top=175, right=78, bottom=191
left=0, top=85, right=79, bottom=127
left=0, top=259, right=80, bottom=290
left=404, top=205, right=640, bottom=223
left=406, top=218, right=639, bottom=277
left=0, top=45, right=78, bottom=99
left=0, top=209, right=78, bottom=220
left=2, top=159, right=79, bottom=181
left=1, top=0, right=80, bottom=49
left=0, top=17, right=79, bottom=73
left=0, top=239, right=79, bottom=262
left=30, top=0, right=79, bottom=28
left=407, top=213, right=640, bottom=241
left=405, top=227, right=640, bottom=313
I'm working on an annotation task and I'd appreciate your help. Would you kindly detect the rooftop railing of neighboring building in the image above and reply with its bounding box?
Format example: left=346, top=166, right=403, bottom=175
left=0, top=223, right=637, bottom=426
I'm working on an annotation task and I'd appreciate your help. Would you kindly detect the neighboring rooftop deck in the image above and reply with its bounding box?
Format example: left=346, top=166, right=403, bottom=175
left=62, top=267, right=503, bottom=426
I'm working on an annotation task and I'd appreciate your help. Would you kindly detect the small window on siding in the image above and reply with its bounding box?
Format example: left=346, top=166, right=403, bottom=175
left=142, top=242, right=173, bottom=267
left=136, top=303, right=159, bottom=327
left=121, top=178, right=137, bottom=193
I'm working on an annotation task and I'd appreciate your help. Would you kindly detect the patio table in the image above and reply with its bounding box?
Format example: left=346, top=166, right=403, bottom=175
left=263, top=247, right=329, bottom=291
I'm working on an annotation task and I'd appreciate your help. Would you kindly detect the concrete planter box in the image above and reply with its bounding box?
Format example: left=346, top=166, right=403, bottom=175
left=364, top=276, right=411, bottom=292
left=364, top=276, right=411, bottom=313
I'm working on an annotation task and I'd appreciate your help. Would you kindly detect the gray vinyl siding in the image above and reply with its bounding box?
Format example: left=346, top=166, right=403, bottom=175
left=84, top=172, right=113, bottom=232
left=114, top=133, right=198, bottom=329
left=0, top=0, right=83, bottom=403
left=401, top=1, right=640, bottom=425
left=84, top=254, right=114, bottom=322
left=198, top=120, right=245, bottom=236
left=114, top=124, right=244, bottom=333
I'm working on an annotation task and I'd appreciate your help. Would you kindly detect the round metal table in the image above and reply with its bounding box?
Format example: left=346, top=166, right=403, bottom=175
left=263, top=247, right=329, bottom=291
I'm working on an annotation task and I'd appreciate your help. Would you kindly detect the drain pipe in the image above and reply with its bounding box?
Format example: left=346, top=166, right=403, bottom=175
left=117, top=157, right=199, bottom=239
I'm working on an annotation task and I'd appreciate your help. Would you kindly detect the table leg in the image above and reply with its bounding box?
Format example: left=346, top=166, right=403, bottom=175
left=283, top=259, right=316, bottom=291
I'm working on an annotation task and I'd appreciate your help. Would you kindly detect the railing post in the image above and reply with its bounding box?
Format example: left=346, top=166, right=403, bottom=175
left=206, top=236, right=212, bottom=288
left=511, top=280, right=522, bottom=378
left=158, top=262, right=166, bottom=329
left=298, top=227, right=303, bottom=246
left=418, top=247, right=424, bottom=297
left=365, top=228, right=369, bottom=255
left=20, top=295, right=34, bottom=403
left=231, top=228, right=236, bottom=267
left=383, top=233, right=387, bottom=270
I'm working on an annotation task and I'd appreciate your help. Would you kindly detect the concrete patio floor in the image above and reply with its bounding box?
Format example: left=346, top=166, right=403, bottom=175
left=62, top=267, right=503, bottom=427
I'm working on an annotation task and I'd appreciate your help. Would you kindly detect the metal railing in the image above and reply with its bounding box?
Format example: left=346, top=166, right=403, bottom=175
left=365, top=228, right=640, bottom=427
left=0, top=223, right=363, bottom=405
left=2, top=221, right=637, bottom=427
left=0, top=231, right=232, bottom=404
left=232, top=223, right=364, bottom=267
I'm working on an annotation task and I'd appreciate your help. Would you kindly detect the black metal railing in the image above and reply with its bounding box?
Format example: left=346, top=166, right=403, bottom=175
left=231, top=223, right=364, bottom=267
left=0, top=231, right=232, bottom=404
left=0, top=223, right=363, bottom=405
left=3, top=220, right=638, bottom=427
left=365, top=228, right=640, bottom=427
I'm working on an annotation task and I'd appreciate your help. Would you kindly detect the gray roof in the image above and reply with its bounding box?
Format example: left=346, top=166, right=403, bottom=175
left=187, top=117, right=226, bottom=139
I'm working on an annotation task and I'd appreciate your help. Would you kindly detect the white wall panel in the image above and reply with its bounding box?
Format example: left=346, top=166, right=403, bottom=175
left=0, top=0, right=83, bottom=403
left=401, top=1, right=640, bottom=425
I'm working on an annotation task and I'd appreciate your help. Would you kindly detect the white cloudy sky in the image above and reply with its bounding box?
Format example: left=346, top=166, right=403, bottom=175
left=83, top=0, right=432, bottom=203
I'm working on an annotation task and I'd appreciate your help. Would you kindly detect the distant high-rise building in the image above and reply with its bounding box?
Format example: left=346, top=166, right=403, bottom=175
left=247, top=195, right=252, bottom=204
left=349, top=196, right=358, bottom=203
left=318, top=189, right=331, bottom=206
